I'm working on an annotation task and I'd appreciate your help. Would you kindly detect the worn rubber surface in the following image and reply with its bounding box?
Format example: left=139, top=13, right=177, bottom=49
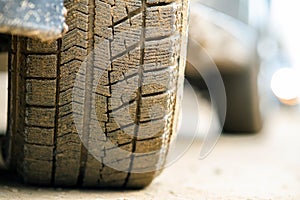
left=7, top=0, right=189, bottom=188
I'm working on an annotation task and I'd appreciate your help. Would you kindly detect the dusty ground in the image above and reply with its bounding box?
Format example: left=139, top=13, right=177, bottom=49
left=0, top=107, right=299, bottom=199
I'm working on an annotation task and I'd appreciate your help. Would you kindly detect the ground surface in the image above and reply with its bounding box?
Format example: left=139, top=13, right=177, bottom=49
left=0, top=106, right=299, bottom=199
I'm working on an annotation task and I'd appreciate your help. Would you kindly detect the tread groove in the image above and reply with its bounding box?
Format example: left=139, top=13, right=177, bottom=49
left=110, top=7, right=143, bottom=28
left=111, top=42, right=140, bottom=61
left=51, top=39, right=62, bottom=185
left=123, top=0, right=146, bottom=188
left=23, top=52, right=58, bottom=55
left=106, top=122, right=135, bottom=134
left=145, top=34, right=177, bottom=42
left=26, top=104, right=56, bottom=109
left=25, top=77, right=57, bottom=81
left=96, top=0, right=118, bottom=186
left=145, top=1, right=174, bottom=6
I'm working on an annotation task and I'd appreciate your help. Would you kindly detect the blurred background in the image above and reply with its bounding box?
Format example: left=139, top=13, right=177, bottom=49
left=181, top=0, right=300, bottom=136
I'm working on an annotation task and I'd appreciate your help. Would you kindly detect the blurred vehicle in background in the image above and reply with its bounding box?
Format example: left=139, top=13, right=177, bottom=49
left=186, top=0, right=263, bottom=133
left=186, top=0, right=300, bottom=133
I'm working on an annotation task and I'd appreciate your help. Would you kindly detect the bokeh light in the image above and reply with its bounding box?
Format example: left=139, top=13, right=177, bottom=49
left=271, top=68, right=300, bottom=105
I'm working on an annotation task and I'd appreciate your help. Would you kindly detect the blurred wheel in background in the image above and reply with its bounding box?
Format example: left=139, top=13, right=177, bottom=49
left=186, top=2, right=262, bottom=133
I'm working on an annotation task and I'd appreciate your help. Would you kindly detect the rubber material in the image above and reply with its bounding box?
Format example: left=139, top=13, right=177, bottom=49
left=7, top=0, right=189, bottom=188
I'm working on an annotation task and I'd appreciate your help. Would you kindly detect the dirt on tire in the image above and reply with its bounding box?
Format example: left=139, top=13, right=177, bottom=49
left=6, top=0, right=189, bottom=188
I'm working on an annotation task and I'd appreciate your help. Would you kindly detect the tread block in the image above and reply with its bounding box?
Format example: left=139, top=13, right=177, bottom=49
left=125, top=172, right=154, bottom=188
left=24, top=144, right=53, bottom=161
left=93, top=68, right=109, bottom=86
left=60, top=89, right=84, bottom=107
left=26, top=79, right=56, bottom=106
left=111, top=0, right=141, bottom=23
left=65, top=0, right=89, bottom=15
left=54, top=156, right=80, bottom=186
left=94, top=94, right=108, bottom=122
left=58, top=113, right=80, bottom=135
left=23, top=159, right=52, bottom=185
left=142, top=67, right=177, bottom=95
left=107, top=129, right=133, bottom=145
left=111, top=13, right=142, bottom=57
left=59, top=88, right=85, bottom=107
left=65, top=9, right=89, bottom=32
left=62, top=28, right=89, bottom=50
left=102, top=151, right=131, bottom=171
left=131, top=152, right=160, bottom=171
left=59, top=101, right=84, bottom=118
left=95, top=84, right=111, bottom=97
left=24, top=126, right=54, bottom=146
left=112, top=1, right=127, bottom=23
left=99, top=169, right=128, bottom=187
left=55, top=133, right=81, bottom=186
left=112, top=102, right=137, bottom=127
left=60, top=60, right=86, bottom=92
left=26, top=55, right=57, bottom=78
left=106, top=121, right=135, bottom=133
left=25, top=107, right=55, bottom=128
left=135, top=137, right=163, bottom=153
left=109, top=77, right=138, bottom=110
left=83, top=154, right=102, bottom=186
left=137, top=117, right=170, bottom=139
left=94, top=37, right=111, bottom=70
left=26, top=39, right=57, bottom=52
left=145, top=4, right=179, bottom=39
left=61, top=46, right=87, bottom=64
left=95, top=1, right=113, bottom=39
left=139, top=92, right=174, bottom=121
left=111, top=47, right=140, bottom=83
left=56, top=134, right=81, bottom=155
left=144, top=37, right=180, bottom=71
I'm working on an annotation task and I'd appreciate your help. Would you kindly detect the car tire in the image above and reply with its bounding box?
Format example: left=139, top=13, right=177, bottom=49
left=5, top=0, right=189, bottom=188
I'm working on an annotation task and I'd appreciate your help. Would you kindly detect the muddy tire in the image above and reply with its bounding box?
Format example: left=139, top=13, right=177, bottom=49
left=6, top=0, right=189, bottom=188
